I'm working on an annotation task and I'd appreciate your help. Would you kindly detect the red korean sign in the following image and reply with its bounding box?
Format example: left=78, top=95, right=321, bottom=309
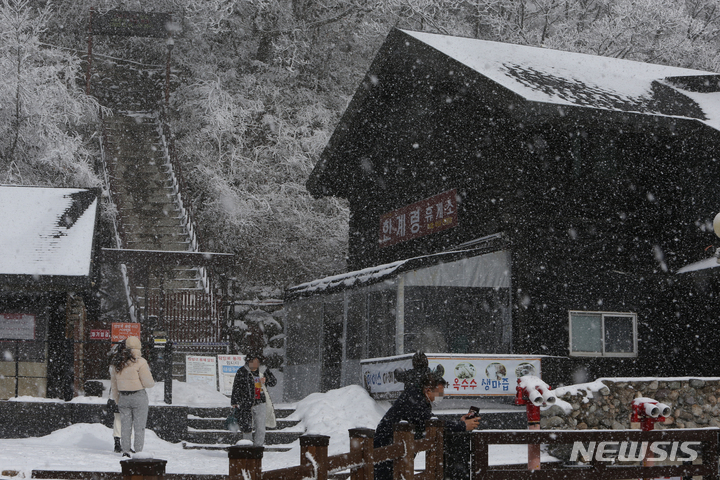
left=90, top=329, right=111, bottom=340
left=379, top=189, right=458, bottom=247
left=111, top=323, right=141, bottom=342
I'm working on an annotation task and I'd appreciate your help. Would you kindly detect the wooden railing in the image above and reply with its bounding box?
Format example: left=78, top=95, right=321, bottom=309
left=147, top=291, right=223, bottom=344
left=30, top=425, right=720, bottom=480
left=31, top=420, right=444, bottom=480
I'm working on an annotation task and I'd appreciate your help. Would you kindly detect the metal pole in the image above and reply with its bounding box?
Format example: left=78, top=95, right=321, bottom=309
left=14, top=341, right=19, bottom=398
left=164, top=341, right=173, bottom=404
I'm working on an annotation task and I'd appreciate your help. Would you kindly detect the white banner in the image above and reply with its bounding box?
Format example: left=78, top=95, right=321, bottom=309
left=217, top=354, right=244, bottom=395
left=361, top=354, right=542, bottom=398
left=186, top=355, right=217, bottom=390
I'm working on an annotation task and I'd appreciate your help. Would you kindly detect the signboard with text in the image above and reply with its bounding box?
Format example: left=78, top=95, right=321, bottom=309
left=111, top=322, right=141, bottom=342
left=90, top=329, right=111, bottom=340
left=361, top=354, right=542, bottom=399
left=379, top=189, right=458, bottom=247
left=217, top=354, right=244, bottom=395
left=91, top=10, right=174, bottom=38
left=186, top=356, right=218, bottom=390
left=0, top=314, right=35, bottom=340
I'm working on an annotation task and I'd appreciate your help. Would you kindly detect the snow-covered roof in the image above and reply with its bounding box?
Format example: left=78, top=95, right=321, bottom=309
left=285, top=247, right=493, bottom=300
left=0, top=185, right=98, bottom=278
left=403, top=30, right=720, bottom=130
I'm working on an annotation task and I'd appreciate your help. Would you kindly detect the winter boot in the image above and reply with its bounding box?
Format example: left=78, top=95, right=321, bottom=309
left=114, top=437, right=121, bottom=453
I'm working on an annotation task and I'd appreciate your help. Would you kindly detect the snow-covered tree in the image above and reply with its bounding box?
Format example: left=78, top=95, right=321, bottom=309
left=0, top=0, right=101, bottom=187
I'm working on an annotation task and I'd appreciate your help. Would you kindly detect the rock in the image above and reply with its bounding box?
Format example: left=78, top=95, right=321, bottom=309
left=690, top=379, right=706, bottom=388
left=544, top=405, right=566, bottom=417
left=599, top=386, right=611, bottom=396
left=654, top=389, right=669, bottom=400
left=577, top=422, right=588, bottom=430
left=541, top=416, right=566, bottom=428
left=669, top=382, right=682, bottom=389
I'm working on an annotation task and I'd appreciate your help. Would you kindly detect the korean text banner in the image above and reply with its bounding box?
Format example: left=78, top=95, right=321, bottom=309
left=361, top=354, right=541, bottom=398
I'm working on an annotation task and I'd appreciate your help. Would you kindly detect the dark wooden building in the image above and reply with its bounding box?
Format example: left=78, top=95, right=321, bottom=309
left=285, top=28, right=720, bottom=396
left=0, top=186, right=101, bottom=399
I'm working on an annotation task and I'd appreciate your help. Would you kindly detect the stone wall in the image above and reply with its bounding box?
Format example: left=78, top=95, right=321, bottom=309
left=540, top=378, right=720, bottom=430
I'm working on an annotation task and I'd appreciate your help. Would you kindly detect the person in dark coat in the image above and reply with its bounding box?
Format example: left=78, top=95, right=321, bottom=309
left=231, top=353, right=277, bottom=446
left=374, top=372, right=480, bottom=480
left=394, top=351, right=445, bottom=391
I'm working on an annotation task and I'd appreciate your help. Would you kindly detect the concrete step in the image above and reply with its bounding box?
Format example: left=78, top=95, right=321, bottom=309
left=120, top=217, right=185, bottom=228
left=181, top=407, right=302, bottom=447
left=124, top=241, right=191, bottom=251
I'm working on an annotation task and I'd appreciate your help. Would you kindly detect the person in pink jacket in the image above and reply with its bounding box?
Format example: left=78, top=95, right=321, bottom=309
left=110, top=336, right=155, bottom=457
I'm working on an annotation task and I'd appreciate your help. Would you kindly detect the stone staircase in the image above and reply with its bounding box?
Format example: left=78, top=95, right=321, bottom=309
left=182, top=406, right=304, bottom=451
left=102, top=112, right=205, bottom=304
left=94, top=56, right=208, bottom=321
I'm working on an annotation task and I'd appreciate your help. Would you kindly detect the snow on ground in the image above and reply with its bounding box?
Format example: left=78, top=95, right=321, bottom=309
left=0, top=382, right=556, bottom=478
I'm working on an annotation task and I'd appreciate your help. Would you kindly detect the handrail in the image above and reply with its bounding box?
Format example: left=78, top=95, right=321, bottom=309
left=156, top=103, right=212, bottom=294
left=98, top=111, right=138, bottom=322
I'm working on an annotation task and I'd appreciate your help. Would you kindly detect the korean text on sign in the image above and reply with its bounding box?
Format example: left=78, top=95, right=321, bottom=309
left=379, top=189, right=458, bottom=248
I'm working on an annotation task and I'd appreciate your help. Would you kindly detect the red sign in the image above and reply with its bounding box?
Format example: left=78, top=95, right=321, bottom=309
left=90, top=329, right=111, bottom=340
left=379, top=189, right=458, bottom=247
left=111, top=323, right=141, bottom=342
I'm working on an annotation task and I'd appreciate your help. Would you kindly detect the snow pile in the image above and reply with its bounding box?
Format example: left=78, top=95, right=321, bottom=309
left=290, top=385, right=387, bottom=455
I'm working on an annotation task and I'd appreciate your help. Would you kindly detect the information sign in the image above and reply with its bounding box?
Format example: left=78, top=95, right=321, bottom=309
left=111, top=322, right=141, bottom=342
left=217, top=354, right=244, bottom=395
left=186, top=355, right=217, bottom=390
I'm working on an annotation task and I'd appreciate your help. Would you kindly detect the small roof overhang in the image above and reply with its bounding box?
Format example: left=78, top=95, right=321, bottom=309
left=0, top=185, right=100, bottom=289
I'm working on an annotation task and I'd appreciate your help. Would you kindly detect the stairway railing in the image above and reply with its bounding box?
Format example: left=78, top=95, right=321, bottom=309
left=156, top=105, right=212, bottom=294
left=98, top=111, right=139, bottom=323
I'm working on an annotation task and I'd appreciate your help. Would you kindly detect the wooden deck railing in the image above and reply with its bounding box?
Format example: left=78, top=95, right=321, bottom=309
left=30, top=425, right=720, bottom=480
left=31, top=420, right=444, bottom=480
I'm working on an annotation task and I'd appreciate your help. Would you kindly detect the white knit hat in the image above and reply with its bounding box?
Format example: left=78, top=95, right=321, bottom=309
left=125, top=336, right=141, bottom=350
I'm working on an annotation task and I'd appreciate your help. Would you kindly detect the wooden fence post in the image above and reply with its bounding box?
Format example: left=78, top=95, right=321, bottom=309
left=120, top=458, right=167, bottom=480
left=470, top=430, right=488, bottom=480
left=301, top=434, right=330, bottom=480
left=393, top=422, right=415, bottom=480
left=349, top=428, right=375, bottom=480
left=227, top=444, right=264, bottom=480
left=424, top=419, right=444, bottom=480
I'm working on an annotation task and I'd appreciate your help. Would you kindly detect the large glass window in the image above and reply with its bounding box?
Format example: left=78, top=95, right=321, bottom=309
left=569, top=311, right=637, bottom=357
left=404, top=286, right=510, bottom=354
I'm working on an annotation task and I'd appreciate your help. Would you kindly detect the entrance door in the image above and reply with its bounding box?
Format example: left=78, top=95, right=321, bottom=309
left=320, top=302, right=343, bottom=392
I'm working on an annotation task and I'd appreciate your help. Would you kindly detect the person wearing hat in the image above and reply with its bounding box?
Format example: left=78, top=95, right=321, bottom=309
left=373, top=371, right=479, bottom=480
left=110, top=336, right=155, bottom=457
left=230, top=352, right=277, bottom=446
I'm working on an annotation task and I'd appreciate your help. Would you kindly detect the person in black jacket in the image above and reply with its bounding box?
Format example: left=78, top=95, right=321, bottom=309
left=374, top=372, right=480, bottom=480
left=394, top=351, right=444, bottom=391
left=231, top=353, right=277, bottom=446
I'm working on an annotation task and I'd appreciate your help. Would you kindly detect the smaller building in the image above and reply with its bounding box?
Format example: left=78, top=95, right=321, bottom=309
left=0, top=185, right=101, bottom=400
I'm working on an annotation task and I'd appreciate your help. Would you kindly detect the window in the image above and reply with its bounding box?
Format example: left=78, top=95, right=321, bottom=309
left=569, top=311, right=637, bottom=357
